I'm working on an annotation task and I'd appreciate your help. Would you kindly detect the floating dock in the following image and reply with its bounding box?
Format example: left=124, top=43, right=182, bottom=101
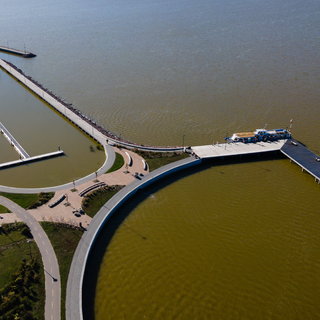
left=0, top=45, right=36, bottom=58
left=0, top=120, right=64, bottom=169
left=0, top=121, right=30, bottom=159
left=0, top=150, right=64, bottom=170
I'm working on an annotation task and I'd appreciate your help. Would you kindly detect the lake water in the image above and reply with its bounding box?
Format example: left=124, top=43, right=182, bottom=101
left=1, top=0, right=320, bottom=318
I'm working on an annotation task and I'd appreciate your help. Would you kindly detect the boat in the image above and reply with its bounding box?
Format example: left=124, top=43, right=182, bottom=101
left=225, top=128, right=291, bottom=143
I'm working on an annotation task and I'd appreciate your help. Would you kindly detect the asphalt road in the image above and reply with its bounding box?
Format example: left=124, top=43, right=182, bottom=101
left=0, top=196, right=61, bottom=320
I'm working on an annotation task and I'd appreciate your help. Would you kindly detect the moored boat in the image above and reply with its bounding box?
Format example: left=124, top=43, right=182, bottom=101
left=225, top=128, right=291, bottom=143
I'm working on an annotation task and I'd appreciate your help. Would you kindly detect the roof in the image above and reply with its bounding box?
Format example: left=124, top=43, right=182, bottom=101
left=235, top=132, right=255, bottom=138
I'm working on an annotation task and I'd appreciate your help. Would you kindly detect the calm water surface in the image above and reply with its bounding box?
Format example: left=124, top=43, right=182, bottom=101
left=1, top=0, right=320, bottom=318
left=96, top=160, right=320, bottom=319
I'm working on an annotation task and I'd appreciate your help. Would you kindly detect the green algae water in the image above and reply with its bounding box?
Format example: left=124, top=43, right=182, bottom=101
left=1, top=0, right=320, bottom=318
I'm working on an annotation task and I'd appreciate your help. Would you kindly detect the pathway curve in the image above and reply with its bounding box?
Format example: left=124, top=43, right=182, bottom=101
left=0, top=196, right=61, bottom=320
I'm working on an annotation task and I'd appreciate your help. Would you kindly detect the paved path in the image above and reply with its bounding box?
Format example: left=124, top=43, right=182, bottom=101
left=0, top=196, right=61, bottom=320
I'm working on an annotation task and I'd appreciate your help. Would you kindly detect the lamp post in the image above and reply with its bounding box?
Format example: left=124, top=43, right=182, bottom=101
left=182, top=134, right=185, bottom=147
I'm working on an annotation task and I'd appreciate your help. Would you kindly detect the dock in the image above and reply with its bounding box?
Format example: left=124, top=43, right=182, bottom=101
left=192, top=139, right=320, bottom=183
left=281, top=139, right=320, bottom=182
left=191, top=140, right=285, bottom=159
left=0, top=120, right=64, bottom=169
left=0, top=45, right=36, bottom=58
left=0, top=150, right=64, bottom=170
left=0, top=121, right=30, bottom=159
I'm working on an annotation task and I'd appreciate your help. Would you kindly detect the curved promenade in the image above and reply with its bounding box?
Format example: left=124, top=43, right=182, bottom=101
left=66, top=156, right=201, bottom=320
left=0, top=196, right=61, bottom=320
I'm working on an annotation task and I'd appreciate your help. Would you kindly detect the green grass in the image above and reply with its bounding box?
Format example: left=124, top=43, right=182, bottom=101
left=106, top=152, right=125, bottom=173
left=0, top=192, right=54, bottom=209
left=134, top=150, right=189, bottom=171
left=41, top=222, right=83, bottom=320
left=81, top=185, right=124, bottom=217
left=0, top=223, right=45, bottom=320
left=0, top=205, right=10, bottom=213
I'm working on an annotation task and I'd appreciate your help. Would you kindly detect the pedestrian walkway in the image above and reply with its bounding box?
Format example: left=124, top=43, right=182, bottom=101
left=0, top=196, right=61, bottom=320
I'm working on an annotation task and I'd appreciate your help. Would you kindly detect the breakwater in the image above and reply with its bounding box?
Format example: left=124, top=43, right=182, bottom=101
left=0, top=45, right=36, bottom=58
left=0, top=59, right=183, bottom=152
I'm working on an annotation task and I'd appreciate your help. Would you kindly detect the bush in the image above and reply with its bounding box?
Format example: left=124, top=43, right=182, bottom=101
left=27, top=192, right=54, bottom=209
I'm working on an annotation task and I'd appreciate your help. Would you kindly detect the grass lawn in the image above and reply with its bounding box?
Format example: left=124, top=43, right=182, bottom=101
left=41, top=222, right=83, bottom=320
left=106, top=152, right=125, bottom=173
left=0, top=192, right=54, bottom=209
left=134, top=150, right=189, bottom=171
left=0, top=223, right=45, bottom=319
left=82, top=185, right=124, bottom=217
left=0, top=205, right=10, bottom=213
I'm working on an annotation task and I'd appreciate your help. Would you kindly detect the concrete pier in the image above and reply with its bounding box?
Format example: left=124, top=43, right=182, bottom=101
left=0, top=121, right=30, bottom=159
left=191, top=140, right=286, bottom=159
left=192, top=139, right=320, bottom=182
left=0, top=45, right=36, bottom=58
left=281, top=139, right=320, bottom=182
